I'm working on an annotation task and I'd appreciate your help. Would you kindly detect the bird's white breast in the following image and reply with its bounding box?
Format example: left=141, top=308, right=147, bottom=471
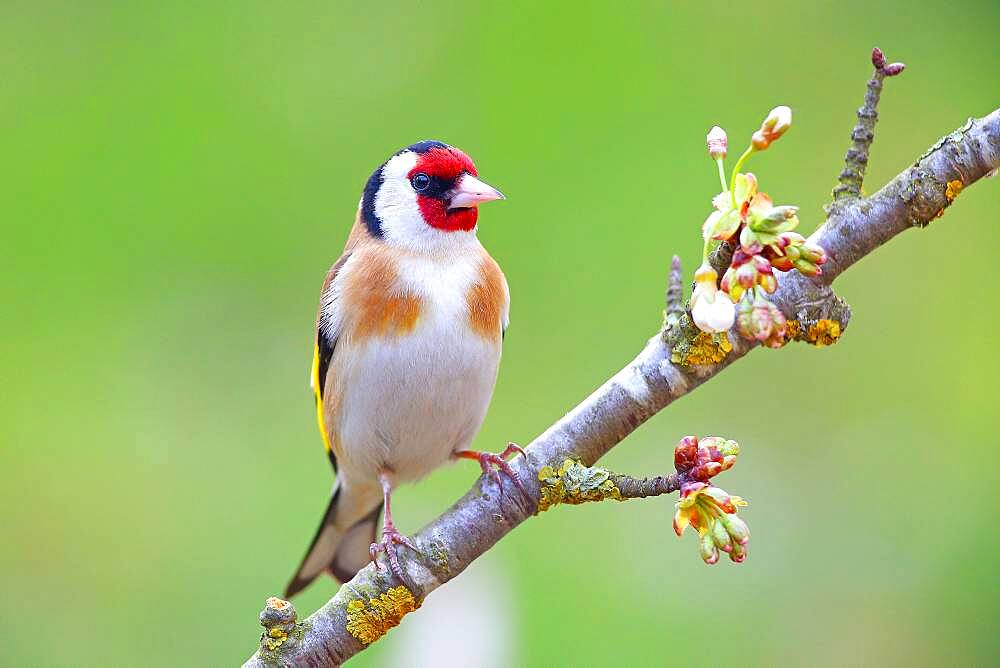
left=334, top=249, right=502, bottom=484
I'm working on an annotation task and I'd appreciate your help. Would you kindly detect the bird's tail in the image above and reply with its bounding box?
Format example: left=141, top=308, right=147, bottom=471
left=285, top=482, right=383, bottom=598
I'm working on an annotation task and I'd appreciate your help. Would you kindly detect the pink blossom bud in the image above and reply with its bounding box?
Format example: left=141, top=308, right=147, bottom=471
left=883, top=62, right=905, bottom=76
left=720, top=267, right=735, bottom=293
left=752, top=255, right=772, bottom=273
left=701, top=461, right=722, bottom=479
left=749, top=294, right=775, bottom=341
left=697, top=436, right=727, bottom=454
left=793, top=258, right=821, bottom=276
left=758, top=272, right=777, bottom=293
left=800, top=243, right=827, bottom=264
left=674, top=436, right=699, bottom=472
left=739, top=225, right=763, bottom=255
left=871, top=47, right=886, bottom=69
left=716, top=439, right=739, bottom=457
left=707, top=126, right=728, bottom=160
left=712, top=520, right=733, bottom=552
left=721, top=514, right=751, bottom=545
left=731, top=249, right=752, bottom=267
left=736, top=293, right=754, bottom=340
left=700, top=532, right=720, bottom=564
left=736, top=262, right=757, bottom=289
left=751, top=106, right=792, bottom=151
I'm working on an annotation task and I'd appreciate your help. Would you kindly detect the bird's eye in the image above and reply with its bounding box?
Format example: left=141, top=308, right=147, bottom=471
left=410, top=173, right=431, bottom=192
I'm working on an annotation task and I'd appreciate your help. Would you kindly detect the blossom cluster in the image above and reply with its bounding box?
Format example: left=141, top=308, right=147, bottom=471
left=671, top=435, right=750, bottom=565
left=690, top=108, right=828, bottom=346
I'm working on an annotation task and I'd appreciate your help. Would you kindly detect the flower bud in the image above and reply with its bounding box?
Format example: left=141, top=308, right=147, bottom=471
left=749, top=293, right=776, bottom=341
left=740, top=225, right=763, bottom=255
left=751, top=106, right=792, bottom=151
left=779, top=231, right=805, bottom=245
left=883, top=62, right=905, bottom=77
left=707, top=126, right=728, bottom=160
left=712, top=519, right=733, bottom=552
left=769, top=255, right=794, bottom=272
left=871, top=47, right=886, bottom=69
left=799, top=243, right=827, bottom=264
left=736, top=262, right=757, bottom=289
left=761, top=205, right=799, bottom=223
left=697, top=436, right=726, bottom=454
left=720, top=266, right=734, bottom=291
left=720, top=513, right=751, bottom=545
left=728, top=539, right=747, bottom=563
left=716, top=439, right=739, bottom=457
left=700, top=531, right=720, bottom=564
left=752, top=254, right=772, bottom=273
left=699, top=461, right=722, bottom=480
left=674, top=435, right=699, bottom=471
left=759, top=300, right=787, bottom=348
left=731, top=249, right=752, bottom=267
left=736, top=293, right=754, bottom=340
left=793, top=258, right=822, bottom=276
left=691, top=264, right=736, bottom=333
left=757, top=272, right=777, bottom=294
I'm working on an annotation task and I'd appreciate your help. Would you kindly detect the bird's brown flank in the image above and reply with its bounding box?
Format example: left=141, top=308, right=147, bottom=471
left=466, top=252, right=506, bottom=342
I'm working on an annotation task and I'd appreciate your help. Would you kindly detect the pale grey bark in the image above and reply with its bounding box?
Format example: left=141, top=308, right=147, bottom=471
left=244, top=100, right=1000, bottom=667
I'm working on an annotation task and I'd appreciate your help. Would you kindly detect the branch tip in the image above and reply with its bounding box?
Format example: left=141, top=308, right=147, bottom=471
left=258, top=597, right=299, bottom=653
left=831, top=47, right=906, bottom=203
left=260, top=597, right=297, bottom=629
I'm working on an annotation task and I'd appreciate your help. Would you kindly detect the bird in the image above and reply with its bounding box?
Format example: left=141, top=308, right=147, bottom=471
left=285, top=140, right=524, bottom=597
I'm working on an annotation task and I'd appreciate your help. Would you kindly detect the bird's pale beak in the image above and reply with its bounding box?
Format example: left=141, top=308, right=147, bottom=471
left=447, top=173, right=506, bottom=210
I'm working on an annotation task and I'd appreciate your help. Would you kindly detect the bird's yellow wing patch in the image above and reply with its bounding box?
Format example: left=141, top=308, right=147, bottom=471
left=312, top=341, right=334, bottom=454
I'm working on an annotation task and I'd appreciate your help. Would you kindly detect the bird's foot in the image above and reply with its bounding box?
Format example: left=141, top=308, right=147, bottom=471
left=456, top=443, right=528, bottom=499
left=369, top=524, right=418, bottom=582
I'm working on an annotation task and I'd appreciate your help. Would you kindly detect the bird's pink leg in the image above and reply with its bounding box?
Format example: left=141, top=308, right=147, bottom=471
left=369, top=472, right=418, bottom=581
left=454, top=442, right=528, bottom=498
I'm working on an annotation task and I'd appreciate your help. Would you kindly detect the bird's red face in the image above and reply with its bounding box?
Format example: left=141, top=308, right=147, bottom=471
left=361, top=141, right=505, bottom=248
left=408, top=146, right=483, bottom=232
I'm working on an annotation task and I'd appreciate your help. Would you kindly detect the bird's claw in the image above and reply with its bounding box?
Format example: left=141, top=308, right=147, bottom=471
left=369, top=525, right=418, bottom=582
left=476, top=442, right=528, bottom=499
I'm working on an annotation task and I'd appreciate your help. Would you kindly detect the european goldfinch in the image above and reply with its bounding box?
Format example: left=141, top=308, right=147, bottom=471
left=286, top=141, right=522, bottom=597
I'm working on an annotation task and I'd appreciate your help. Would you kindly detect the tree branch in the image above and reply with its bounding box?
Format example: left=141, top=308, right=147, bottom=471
left=244, top=62, right=1000, bottom=667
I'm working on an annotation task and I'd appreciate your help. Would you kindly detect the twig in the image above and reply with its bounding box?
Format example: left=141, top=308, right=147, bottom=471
left=831, top=47, right=906, bottom=203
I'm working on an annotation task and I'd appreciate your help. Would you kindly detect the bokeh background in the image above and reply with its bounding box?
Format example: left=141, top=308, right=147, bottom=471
left=3, top=1, right=999, bottom=665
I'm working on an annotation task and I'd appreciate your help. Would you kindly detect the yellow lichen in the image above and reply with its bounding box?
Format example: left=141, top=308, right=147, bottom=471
left=805, top=319, right=841, bottom=347
left=945, top=179, right=963, bottom=202
left=264, top=627, right=288, bottom=651
left=536, top=459, right=623, bottom=513
left=785, top=319, right=801, bottom=340
left=683, top=332, right=732, bottom=365
left=345, top=586, right=420, bottom=646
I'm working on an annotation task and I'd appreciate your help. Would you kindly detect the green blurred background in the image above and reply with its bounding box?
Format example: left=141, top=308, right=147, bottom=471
left=2, top=1, right=998, bottom=665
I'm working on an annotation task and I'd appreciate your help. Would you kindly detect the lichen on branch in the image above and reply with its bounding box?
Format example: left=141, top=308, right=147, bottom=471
left=344, top=586, right=420, bottom=646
